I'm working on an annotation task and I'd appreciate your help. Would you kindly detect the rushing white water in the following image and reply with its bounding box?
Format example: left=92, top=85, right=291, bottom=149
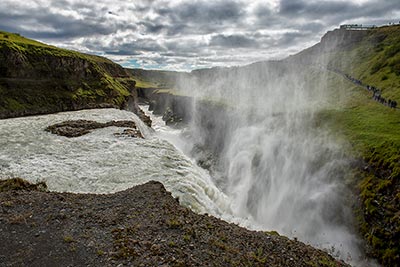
left=223, top=113, right=361, bottom=260
left=0, top=108, right=230, bottom=216
left=0, top=103, right=373, bottom=265
left=0, top=101, right=379, bottom=266
left=171, top=63, right=378, bottom=266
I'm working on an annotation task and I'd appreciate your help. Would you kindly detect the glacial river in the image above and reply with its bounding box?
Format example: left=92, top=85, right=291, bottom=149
left=0, top=108, right=230, bottom=217
left=0, top=107, right=378, bottom=266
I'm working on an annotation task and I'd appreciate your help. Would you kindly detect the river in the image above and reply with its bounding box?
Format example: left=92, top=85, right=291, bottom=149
left=0, top=106, right=376, bottom=266
left=0, top=108, right=230, bottom=217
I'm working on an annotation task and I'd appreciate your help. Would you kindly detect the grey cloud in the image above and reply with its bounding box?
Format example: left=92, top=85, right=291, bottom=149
left=165, top=39, right=207, bottom=53
left=102, top=39, right=167, bottom=55
left=278, top=0, right=355, bottom=18
left=0, top=0, right=399, bottom=71
left=105, top=50, right=142, bottom=56
left=177, top=1, right=243, bottom=23
left=252, top=3, right=288, bottom=28
left=278, top=0, right=399, bottom=22
left=254, top=4, right=273, bottom=17
left=253, top=0, right=398, bottom=31
left=298, top=22, right=325, bottom=33
left=165, top=24, right=188, bottom=36
left=0, top=2, right=135, bottom=40
left=152, top=0, right=245, bottom=35
left=139, top=21, right=166, bottom=34
left=210, top=34, right=259, bottom=48
left=160, top=52, right=200, bottom=58
left=279, top=0, right=307, bottom=15
left=275, top=32, right=310, bottom=48
left=252, top=0, right=399, bottom=52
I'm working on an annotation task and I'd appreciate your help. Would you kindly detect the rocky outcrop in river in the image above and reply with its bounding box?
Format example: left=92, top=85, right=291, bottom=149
left=45, top=119, right=143, bottom=138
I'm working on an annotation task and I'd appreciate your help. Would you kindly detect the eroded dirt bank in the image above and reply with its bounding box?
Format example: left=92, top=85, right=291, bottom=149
left=0, top=179, right=347, bottom=267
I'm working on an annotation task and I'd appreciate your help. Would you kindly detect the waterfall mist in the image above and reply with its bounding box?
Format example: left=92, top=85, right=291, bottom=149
left=173, top=61, right=365, bottom=263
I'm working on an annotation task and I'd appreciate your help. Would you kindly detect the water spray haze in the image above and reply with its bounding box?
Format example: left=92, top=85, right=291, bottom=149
left=175, top=61, right=364, bottom=263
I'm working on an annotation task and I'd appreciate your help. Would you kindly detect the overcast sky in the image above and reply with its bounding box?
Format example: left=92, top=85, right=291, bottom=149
left=1, top=0, right=399, bottom=71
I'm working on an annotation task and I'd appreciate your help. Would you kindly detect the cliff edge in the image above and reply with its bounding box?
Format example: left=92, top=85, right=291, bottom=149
left=0, top=31, right=137, bottom=119
left=0, top=178, right=347, bottom=267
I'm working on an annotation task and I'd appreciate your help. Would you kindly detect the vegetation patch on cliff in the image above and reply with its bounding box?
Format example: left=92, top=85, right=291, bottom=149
left=322, top=96, right=400, bottom=265
left=0, top=31, right=135, bottom=118
left=306, top=26, right=400, bottom=265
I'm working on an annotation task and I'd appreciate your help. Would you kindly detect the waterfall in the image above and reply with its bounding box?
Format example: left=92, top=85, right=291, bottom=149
left=173, top=62, right=368, bottom=264
left=223, top=111, right=360, bottom=261
left=0, top=61, right=375, bottom=265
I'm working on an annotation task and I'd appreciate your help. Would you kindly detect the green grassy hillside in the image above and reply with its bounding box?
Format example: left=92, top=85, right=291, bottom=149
left=328, top=26, right=400, bottom=99
left=0, top=31, right=136, bottom=118
left=125, top=68, right=186, bottom=89
left=296, top=25, right=400, bottom=265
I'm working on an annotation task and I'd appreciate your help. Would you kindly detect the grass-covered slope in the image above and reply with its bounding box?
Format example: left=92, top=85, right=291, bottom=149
left=292, top=25, right=400, bottom=265
left=328, top=26, right=400, bottom=101
left=0, top=31, right=136, bottom=118
left=322, top=88, right=400, bottom=266
left=126, top=68, right=185, bottom=89
left=124, top=68, right=187, bottom=104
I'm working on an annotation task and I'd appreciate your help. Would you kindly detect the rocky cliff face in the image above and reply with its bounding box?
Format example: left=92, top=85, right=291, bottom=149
left=0, top=31, right=136, bottom=119
left=286, top=28, right=368, bottom=65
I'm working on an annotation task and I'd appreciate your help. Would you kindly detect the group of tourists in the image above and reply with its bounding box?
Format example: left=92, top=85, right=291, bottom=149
left=367, top=85, right=398, bottom=108
left=344, top=74, right=362, bottom=86
left=343, top=73, right=398, bottom=109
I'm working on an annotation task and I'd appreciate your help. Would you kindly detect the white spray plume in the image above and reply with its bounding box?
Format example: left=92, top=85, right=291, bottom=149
left=172, top=60, right=371, bottom=265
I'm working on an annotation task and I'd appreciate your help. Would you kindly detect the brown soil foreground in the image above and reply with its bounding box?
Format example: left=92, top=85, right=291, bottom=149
left=0, top=179, right=348, bottom=267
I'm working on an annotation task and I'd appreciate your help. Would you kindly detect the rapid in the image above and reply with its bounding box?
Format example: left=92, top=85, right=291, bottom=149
left=0, top=108, right=229, bottom=216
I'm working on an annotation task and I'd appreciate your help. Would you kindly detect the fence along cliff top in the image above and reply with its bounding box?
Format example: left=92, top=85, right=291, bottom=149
left=340, top=24, right=376, bottom=30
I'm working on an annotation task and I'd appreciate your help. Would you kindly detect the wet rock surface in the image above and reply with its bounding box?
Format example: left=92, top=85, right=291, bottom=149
left=162, top=107, right=185, bottom=127
left=113, top=128, right=143, bottom=138
left=0, top=179, right=349, bottom=267
left=45, top=119, right=143, bottom=138
left=135, top=108, right=152, bottom=127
